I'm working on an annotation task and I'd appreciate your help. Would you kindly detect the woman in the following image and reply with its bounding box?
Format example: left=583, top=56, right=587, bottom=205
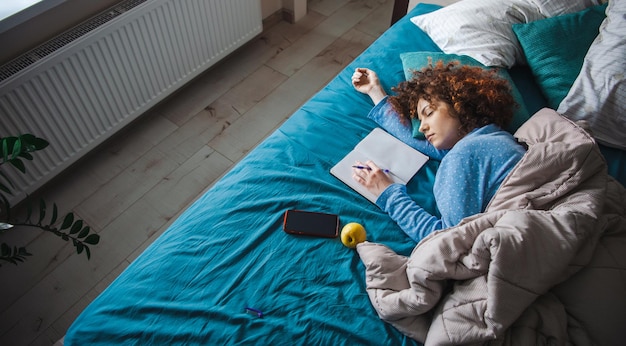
left=351, top=61, right=525, bottom=243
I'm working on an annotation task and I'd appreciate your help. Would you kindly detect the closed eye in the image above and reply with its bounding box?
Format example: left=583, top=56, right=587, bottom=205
left=419, top=104, right=431, bottom=120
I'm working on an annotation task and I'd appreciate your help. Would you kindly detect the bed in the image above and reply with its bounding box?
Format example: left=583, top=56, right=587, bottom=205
left=65, top=1, right=626, bottom=345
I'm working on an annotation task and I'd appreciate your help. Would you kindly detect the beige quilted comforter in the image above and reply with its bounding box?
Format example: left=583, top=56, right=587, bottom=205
left=357, top=108, right=626, bottom=345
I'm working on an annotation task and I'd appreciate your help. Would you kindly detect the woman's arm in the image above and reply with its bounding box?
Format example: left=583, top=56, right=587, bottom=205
left=373, top=146, right=488, bottom=243
left=351, top=67, right=444, bottom=158
left=352, top=68, right=387, bottom=105
left=376, top=184, right=444, bottom=242
left=374, top=150, right=487, bottom=243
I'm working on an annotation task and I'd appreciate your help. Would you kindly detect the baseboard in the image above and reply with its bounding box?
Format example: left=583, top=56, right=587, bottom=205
left=262, top=9, right=284, bottom=28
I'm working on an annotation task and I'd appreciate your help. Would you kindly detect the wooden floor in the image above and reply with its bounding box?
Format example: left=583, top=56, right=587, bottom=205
left=0, top=0, right=395, bottom=344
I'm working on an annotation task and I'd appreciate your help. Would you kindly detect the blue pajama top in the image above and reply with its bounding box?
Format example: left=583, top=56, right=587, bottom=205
left=368, top=97, right=526, bottom=243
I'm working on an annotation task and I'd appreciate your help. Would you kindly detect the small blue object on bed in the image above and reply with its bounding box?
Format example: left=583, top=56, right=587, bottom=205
left=65, top=3, right=626, bottom=345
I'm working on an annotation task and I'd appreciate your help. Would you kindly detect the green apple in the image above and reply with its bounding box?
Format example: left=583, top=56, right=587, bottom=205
left=341, top=222, right=367, bottom=248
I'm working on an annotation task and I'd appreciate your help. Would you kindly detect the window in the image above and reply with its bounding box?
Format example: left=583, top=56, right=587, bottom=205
left=0, top=0, right=65, bottom=34
left=1, top=1, right=44, bottom=21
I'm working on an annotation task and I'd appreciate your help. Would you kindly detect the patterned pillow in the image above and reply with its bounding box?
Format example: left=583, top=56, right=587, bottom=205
left=557, top=0, right=626, bottom=150
left=531, top=0, right=607, bottom=16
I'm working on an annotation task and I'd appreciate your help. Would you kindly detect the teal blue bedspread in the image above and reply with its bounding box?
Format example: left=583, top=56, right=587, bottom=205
left=65, top=4, right=625, bottom=345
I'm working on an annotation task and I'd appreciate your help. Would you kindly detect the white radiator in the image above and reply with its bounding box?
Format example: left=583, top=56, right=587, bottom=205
left=0, top=0, right=262, bottom=205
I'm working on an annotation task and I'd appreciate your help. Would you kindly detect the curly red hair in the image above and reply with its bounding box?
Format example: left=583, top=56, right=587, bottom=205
left=388, top=60, right=517, bottom=135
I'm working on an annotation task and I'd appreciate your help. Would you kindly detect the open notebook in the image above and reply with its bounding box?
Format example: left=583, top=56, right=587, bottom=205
left=331, top=128, right=429, bottom=203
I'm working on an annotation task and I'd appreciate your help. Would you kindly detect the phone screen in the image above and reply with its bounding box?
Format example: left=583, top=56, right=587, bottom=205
left=283, top=210, right=339, bottom=238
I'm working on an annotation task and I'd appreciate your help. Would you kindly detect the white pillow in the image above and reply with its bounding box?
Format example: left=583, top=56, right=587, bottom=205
left=532, top=0, right=605, bottom=17
left=557, top=0, right=626, bottom=150
left=411, top=0, right=603, bottom=68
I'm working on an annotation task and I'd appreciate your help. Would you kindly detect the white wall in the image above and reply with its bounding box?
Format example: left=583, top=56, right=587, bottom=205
left=262, top=0, right=283, bottom=19
left=261, top=0, right=306, bottom=22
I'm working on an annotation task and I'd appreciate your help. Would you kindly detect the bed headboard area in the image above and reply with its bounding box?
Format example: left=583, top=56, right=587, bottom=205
left=63, top=1, right=625, bottom=345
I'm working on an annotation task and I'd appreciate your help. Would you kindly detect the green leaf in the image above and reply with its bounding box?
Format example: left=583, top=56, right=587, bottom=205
left=25, top=202, right=33, bottom=222
left=75, top=242, right=84, bottom=255
left=70, top=220, right=83, bottom=234
left=84, top=246, right=91, bottom=260
left=0, top=243, right=32, bottom=266
left=1, top=195, right=11, bottom=221
left=29, top=137, right=49, bottom=151
left=0, top=135, right=48, bottom=160
left=60, top=213, right=74, bottom=230
left=11, top=138, right=22, bottom=159
left=77, top=226, right=90, bottom=238
left=38, top=199, right=46, bottom=225
left=1, top=138, right=11, bottom=161
left=18, top=134, right=35, bottom=141
left=83, top=234, right=100, bottom=245
left=19, top=135, right=49, bottom=152
left=50, top=203, right=58, bottom=225
left=9, top=158, right=25, bottom=173
left=18, top=152, right=33, bottom=160
left=18, top=134, right=34, bottom=150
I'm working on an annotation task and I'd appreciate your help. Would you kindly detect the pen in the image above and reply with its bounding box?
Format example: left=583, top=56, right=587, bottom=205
left=245, top=307, right=264, bottom=318
left=352, top=165, right=391, bottom=174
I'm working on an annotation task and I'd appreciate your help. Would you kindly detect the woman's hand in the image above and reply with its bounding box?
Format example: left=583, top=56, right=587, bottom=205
left=352, top=160, right=394, bottom=197
left=351, top=68, right=387, bottom=105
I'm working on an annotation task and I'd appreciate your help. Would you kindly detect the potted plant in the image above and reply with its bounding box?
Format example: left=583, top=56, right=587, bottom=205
left=0, top=134, right=99, bottom=266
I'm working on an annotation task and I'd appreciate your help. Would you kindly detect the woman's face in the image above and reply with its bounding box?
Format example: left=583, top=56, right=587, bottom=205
left=417, top=98, right=464, bottom=150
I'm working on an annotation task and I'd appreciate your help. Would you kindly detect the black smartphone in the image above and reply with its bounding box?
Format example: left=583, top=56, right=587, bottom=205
left=283, top=210, right=339, bottom=238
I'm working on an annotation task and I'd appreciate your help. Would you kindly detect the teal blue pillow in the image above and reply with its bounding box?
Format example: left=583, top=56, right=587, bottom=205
left=512, top=4, right=607, bottom=110
left=400, top=52, right=530, bottom=138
